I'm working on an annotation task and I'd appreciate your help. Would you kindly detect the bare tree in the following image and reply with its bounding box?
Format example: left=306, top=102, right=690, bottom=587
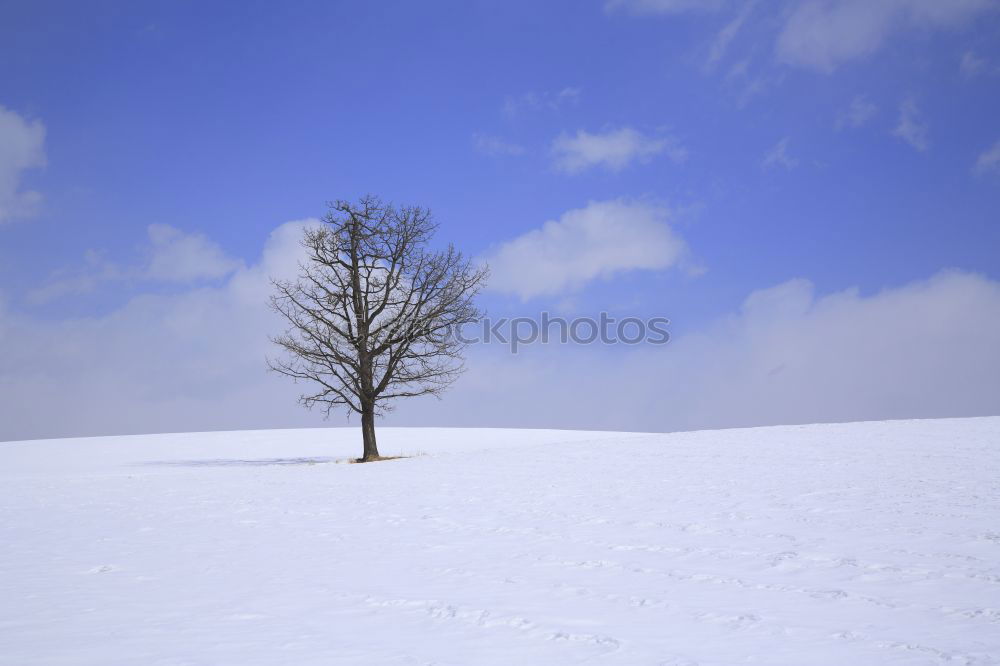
left=268, top=196, right=488, bottom=462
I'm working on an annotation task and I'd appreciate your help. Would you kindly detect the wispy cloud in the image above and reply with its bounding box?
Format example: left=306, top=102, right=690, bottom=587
left=0, top=104, right=46, bottom=223
left=26, top=251, right=126, bottom=304
left=961, top=50, right=987, bottom=77
left=484, top=199, right=689, bottom=300
left=551, top=127, right=687, bottom=174
left=836, top=95, right=878, bottom=129
left=722, top=58, right=777, bottom=107
left=892, top=99, right=929, bottom=152
left=502, top=88, right=580, bottom=118
left=613, top=0, right=995, bottom=76
left=761, top=137, right=798, bottom=169
left=473, top=133, right=526, bottom=157
left=28, top=225, right=243, bottom=304
left=960, top=50, right=1000, bottom=78
left=974, top=139, right=1000, bottom=175
left=776, top=0, right=996, bottom=72
left=706, top=2, right=754, bottom=69
left=605, top=0, right=726, bottom=15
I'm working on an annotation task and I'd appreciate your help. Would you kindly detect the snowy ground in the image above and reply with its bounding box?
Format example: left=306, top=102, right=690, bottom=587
left=1, top=418, right=999, bottom=665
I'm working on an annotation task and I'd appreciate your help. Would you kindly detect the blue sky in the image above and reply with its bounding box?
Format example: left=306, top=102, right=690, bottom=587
left=2, top=1, right=1000, bottom=439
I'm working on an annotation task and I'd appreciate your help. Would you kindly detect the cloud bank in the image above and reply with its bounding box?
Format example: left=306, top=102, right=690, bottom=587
left=2, top=223, right=999, bottom=441
left=394, top=270, right=1000, bottom=433
left=1, top=221, right=313, bottom=441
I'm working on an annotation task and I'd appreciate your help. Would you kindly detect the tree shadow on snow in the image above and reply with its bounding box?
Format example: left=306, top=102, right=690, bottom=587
left=140, top=457, right=339, bottom=467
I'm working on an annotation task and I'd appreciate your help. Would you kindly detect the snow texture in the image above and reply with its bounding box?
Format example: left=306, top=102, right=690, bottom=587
left=1, top=418, right=999, bottom=665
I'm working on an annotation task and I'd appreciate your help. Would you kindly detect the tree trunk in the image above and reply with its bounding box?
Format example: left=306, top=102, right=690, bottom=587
left=360, top=402, right=380, bottom=461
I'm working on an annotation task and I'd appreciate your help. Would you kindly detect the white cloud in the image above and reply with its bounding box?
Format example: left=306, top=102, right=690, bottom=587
left=761, top=137, right=798, bottom=169
left=473, top=133, right=525, bottom=157
left=974, top=139, right=1000, bottom=175
left=484, top=199, right=689, bottom=300
left=502, top=88, right=580, bottom=117
left=892, top=99, right=929, bottom=151
left=605, top=0, right=726, bottom=15
left=0, top=104, right=46, bottom=223
left=551, top=127, right=687, bottom=173
left=836, top=95, right=878, bottom=129
left=776, top=0, right=996, bottom=72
